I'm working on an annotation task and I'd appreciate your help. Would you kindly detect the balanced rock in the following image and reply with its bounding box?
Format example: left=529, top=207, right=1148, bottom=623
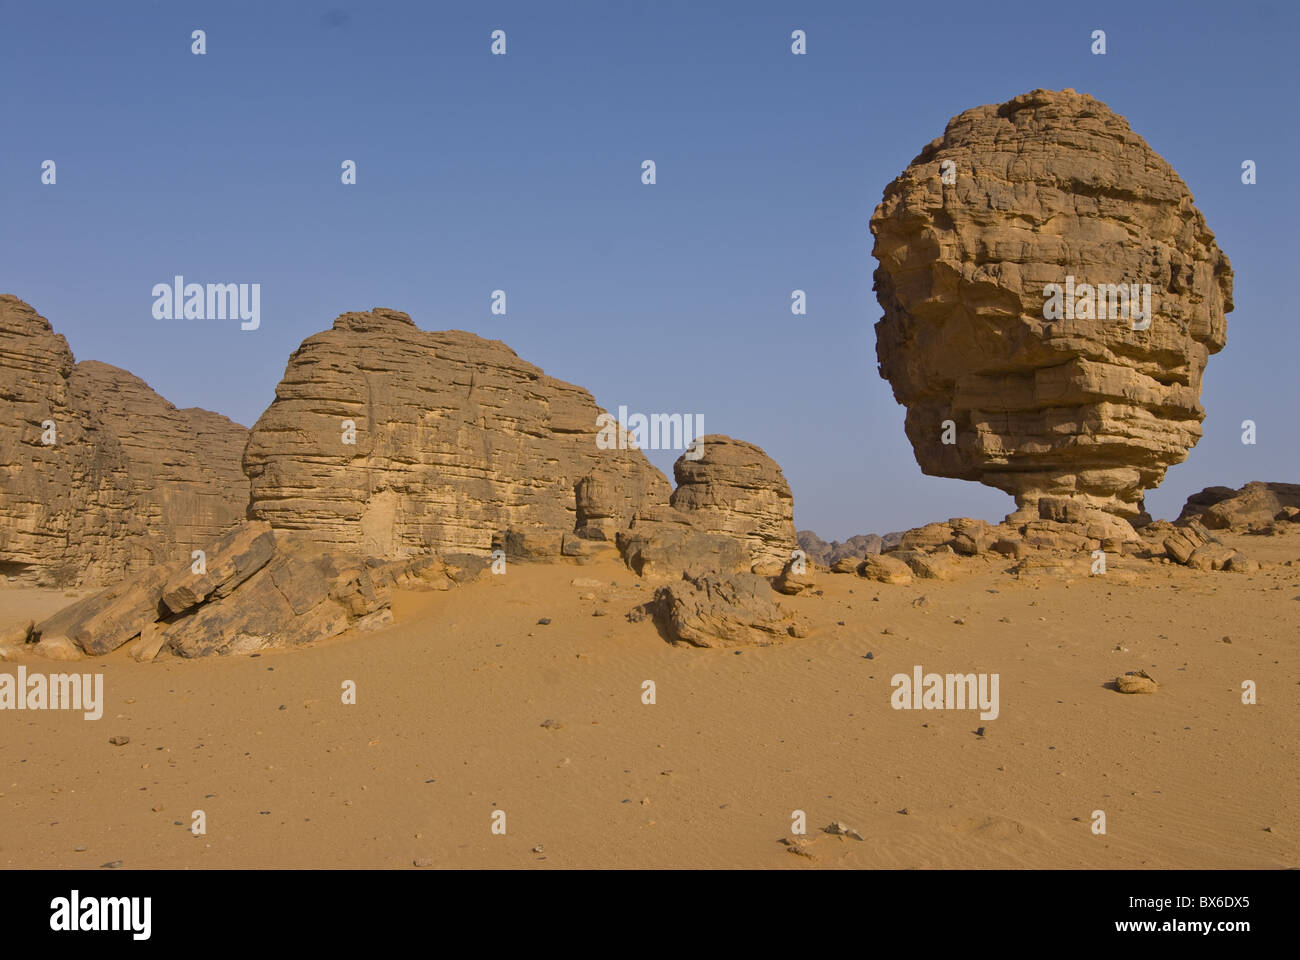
left=243, top=309, right=671, bottom=559
left=0, top=296, right=247, bottom=586
left=871, top=89, right=1233, bottom=524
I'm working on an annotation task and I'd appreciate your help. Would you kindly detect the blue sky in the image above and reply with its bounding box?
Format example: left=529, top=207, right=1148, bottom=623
left=2, top=0, right=1296, bottom=539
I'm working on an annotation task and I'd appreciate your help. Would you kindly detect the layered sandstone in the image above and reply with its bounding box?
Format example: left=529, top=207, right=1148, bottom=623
left=243, top=308, right=672, bottom=558
left=1177, top=482, right=1300, bottom=532
left=870, top=89, right=1233, bottom=523
left=0, top=295, right=247, bottom=585
left=668, top=435, right=797, bottom=569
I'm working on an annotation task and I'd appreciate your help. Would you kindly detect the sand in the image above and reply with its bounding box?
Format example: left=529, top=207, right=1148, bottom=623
left=0, top=531, right=1295, bottom=869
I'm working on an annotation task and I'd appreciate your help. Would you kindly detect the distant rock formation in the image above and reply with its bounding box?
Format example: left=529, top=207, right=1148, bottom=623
left=871, top=89, right=1233, bottom=527
left=797, top=530, right=883, bottom=566
left=1177, top=481, right=1300, bottom=532
left=0, top=295, right=247, bottom=586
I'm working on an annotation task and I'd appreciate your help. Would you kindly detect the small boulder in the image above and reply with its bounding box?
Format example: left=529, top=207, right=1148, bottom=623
left=1115, top=670, right=1158, bottom=694
left=774, top=556, right=816, bottom=595
left=860, top=555, right=913, bottom=585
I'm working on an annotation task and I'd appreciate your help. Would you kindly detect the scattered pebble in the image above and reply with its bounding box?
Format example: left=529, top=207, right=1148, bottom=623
left=413, top=857, right=434, bottom=868
left=108, top=736, right=129, bottom=746
left=100, top=860, right=123, bottom=869
left=537, top=618, right=552, bottom=625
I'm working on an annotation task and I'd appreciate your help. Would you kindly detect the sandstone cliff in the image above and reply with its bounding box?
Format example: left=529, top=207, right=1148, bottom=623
left=0, top=295, right=247, bottom=585
left=243, top=308, right=673, bottom=558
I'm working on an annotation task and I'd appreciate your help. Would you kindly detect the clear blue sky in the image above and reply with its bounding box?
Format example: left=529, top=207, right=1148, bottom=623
left=2, top=0, right=1295, bottom=539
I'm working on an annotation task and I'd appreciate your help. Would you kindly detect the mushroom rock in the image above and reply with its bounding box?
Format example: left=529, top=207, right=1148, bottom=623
left=870, top=89, right=1233, bottom=530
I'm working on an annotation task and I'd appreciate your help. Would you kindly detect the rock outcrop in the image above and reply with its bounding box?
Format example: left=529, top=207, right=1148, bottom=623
left=243, top=309, right=672, bottom=560
left=870, top=89, right=1233, bottom=526
left=31, top=519, right=487, bottom=659
left=667, top=435, right=797, bottom=569
left=639, top=570, right=808, bottom=648
left=797, top=530, right=884, bottom=566
left=1176, top=482, right=1300, bottom=532
left=0, top=295, right=248, bottom=586
left=616, top=437, right=798, bottom=579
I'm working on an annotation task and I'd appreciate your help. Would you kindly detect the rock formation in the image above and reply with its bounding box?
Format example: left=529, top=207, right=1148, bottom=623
left=870, top=89, right=1233, bottom=527
left=0, top=295, right=247, bottom=586
left=797, top=531, right=884, bottom=567
left=243, top=309, right=672, bottom=559
left=638, top=570, right=808, bottom=648
left=667, top=435, right=797, bottom=569
left=31, top=519, right=487, bottom=660
left=1177, top=482, right=1300, bottom=532
left=246, top=317, right=797, bottom=581
left=616, top=437, right=798, bottom=578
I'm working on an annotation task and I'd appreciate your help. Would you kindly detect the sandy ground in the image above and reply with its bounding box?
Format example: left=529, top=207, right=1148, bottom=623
left=0, top=531, right=1296, bottom=869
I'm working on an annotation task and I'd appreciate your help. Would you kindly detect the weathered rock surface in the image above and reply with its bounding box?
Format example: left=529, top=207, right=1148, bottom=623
left=1115, top=670, right=1158, bottom=694
left=1131, top=516, right=1258, bottom=572
left=1177, top=482, right=1300, bottom=532
left=669, top=435, right=797, bottom=569
left=30, top=521, right=489, bottom=659
left=161, top=521, right=277, bottom=614
left=871, top=89, right=1233, bottom=522
left=861, top=554, right=914, bottom=585
left=160, top=538, right=389, bottom=658
left=243, top=309, right=672, bottom=559
left=0, top=296, right=247, bottom=586
left=642, top=570, right=805, bottom=647
left=616, top=506, right=746, bottom=580
left=774, top=555, right=816, bottom=594
left=797, top=531, right=884, bottom=566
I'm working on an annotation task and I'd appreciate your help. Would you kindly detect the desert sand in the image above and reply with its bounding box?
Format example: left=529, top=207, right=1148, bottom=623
left=2, top=529, right=1294, bottom=870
